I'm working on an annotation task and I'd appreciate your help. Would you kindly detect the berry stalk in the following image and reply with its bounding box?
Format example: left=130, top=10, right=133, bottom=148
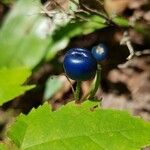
left=75, top=81, right=81, bottom=102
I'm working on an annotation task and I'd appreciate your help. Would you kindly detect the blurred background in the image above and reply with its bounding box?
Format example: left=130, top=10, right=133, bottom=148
left=0, top=0, right=150, bottom=149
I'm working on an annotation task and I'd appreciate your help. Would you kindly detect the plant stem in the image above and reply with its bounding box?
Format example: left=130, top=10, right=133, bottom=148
left=75, top=81, right=81, bottom=102
left=82, top=64, right=101, bottom=100
left=65, top=74, right=75, bottom=95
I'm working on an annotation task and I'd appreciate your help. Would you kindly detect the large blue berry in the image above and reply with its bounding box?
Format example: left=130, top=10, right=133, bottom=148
left=63, top=48, right=97, bottom=81
left=91, top=43, right=108, bottom=62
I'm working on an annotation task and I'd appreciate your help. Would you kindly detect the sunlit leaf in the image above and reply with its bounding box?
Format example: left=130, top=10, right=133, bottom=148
left=113, top=16, right=129, bottom=27
left=0, top=0, right=50, bottom=69
left=8, top=101, right=150, bottom=150
left=0, top=143, right=8, bottom=150
left=0, top=67, right=35, bottom=106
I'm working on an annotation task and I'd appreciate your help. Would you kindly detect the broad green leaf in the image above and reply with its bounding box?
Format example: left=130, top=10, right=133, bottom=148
left=0, top=0, right=49, bottom=69
left=8, top=101, right=150, bottom=150
left=0, top=68, right=35, bottom=106
left=43, top=76, right=64, bottom=100
left=0, top=143, right=8, bottom=150
left=45, top=15, right=107, bottom=60
left=0, top=142, right=18, bottom=150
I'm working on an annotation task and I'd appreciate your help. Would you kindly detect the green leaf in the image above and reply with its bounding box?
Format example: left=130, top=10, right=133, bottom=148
left=8, top=101, right=150, bottom=150
left=43, top=76, right=64, bottom=100
left=113, top=17, right=129, bottom=27
left=0, top=67, right=35, bottom=106
left=0, top=0, right=49, bottom=69
left=45, top=15, right=106, bottom=60
left=0, top=143, right=8, bottom=150
left=0, top=142, right=18, bottom=150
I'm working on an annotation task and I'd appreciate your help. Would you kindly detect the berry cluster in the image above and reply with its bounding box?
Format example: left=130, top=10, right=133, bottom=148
left=63, top=44, right=108, bottom=81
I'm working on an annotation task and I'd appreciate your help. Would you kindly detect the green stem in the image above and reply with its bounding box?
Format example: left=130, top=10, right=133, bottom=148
left=82, top=64, right=101, bottom=100
left=75, top=81, right=81, bottom=102
left=65, top=74, right=75, bottom=95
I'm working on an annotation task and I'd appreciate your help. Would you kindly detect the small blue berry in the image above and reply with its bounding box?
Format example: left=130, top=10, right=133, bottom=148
left=91, top=43, right=108, bottom=62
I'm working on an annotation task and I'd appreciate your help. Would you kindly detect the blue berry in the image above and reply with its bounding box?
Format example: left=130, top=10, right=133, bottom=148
left=63, top=48, right=97, bottom=81
left=91, top=43, right=108, bottom=62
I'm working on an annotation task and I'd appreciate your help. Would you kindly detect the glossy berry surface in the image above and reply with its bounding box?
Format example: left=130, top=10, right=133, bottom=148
left=91, top=43, right=108, bottom=62
left=63, top=48, right=97, bottom=81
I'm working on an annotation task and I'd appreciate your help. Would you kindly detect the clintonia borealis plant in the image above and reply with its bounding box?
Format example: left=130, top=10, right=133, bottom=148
left=63, top=44, right=108, bottom=102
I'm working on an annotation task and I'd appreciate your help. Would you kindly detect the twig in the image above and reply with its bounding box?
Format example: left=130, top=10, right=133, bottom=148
left=94, top=0, right=109, bottom=17
left=40, top=0, right=69, bottom=18
left=80, top=3, right=111, bottom=24
left=135, top=49, right=150, bottom=56
left=40, top=1, right=54, bottom=18
left=119, top=31, right=150, bottom=68
left=70, top=0, right=80, bottom=7
left=76, top=9, right=90, bottom=15
left=118, top=49, right=150, bottom=68
left=118, top=60, right=132, bottom=69
left=120, top=31, right=135, bottom=60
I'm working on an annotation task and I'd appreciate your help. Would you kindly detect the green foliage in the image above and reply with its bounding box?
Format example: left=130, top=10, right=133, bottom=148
left=8, top=101, right=150, bottom=150
left=0, top=67, right=35, bottom=106
left=0, top=0, right=49, bottom=69
left=113, top=17, right=129, bottom=27
left=0, top=0, right=109, bottom=66
left=0, top=143, right=8, bottom=150
left=45, top=15, right=106, bottom=60
left=0, top=0, right=130, bottom=66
